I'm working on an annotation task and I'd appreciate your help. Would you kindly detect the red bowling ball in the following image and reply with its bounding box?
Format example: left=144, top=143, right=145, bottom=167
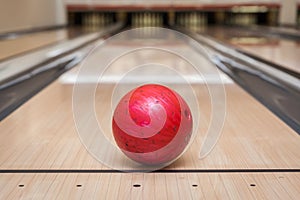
left=112, top=84, right=193, bottom=166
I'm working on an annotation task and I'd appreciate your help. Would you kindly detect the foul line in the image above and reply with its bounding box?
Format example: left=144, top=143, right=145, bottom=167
left=0, top=169, right=299, bottom=174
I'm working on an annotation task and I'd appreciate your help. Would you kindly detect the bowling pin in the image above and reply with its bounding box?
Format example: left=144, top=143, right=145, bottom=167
left=152, top=13, right=155, bottom=26
left=132, top=13, right=135, bottom=27
left=140, top=13, right=142, bottom=27
left=87, top=13, right=91, bottom=27
left=204, top=13, right=207, bottom=27
left=86, top=13, right=90, bottom=27
left=95, top=13, right=99, bottom=27
left=189, top=13, right=192, bottom=28
left=135, top=13, right=138, bottom=27
left=92, top=13, right=96, bottom=28
left=145, top=13, right=148, bottom=26
left=159, top=13, right=162, bottom=26
left=138, top=13, right=141, bottom=27
left=179, top=13, right=183, bottom=26
left=92, top=13, right=95, bottom=28
left=192, top=12, right=196, bottom=27
left=153, top=13, right=155, bottom=26
left=152, top=13, right=154, bottom=26
left=103, top=13, right=107, bottom=26
left=159, top=14, right=162, bottom=26
left=82, top=13, right=86, bottom=27
left=100, top=13, right=103, bottom=27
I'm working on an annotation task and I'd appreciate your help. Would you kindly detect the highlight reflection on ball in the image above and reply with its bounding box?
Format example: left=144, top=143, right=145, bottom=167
left=112, top=84, right=193, bottom=166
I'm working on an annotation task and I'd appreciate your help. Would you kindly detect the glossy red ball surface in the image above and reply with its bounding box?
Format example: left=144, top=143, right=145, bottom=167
left=112, top=84, right=193, bottom=166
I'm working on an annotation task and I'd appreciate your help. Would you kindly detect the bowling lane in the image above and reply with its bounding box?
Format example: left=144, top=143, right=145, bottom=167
left=0, top=29, right=299, bottom=171
left=0, top=29, right=69, bottom=61
left=0, top=173, right=299, bottom=199
left=251, top=25, right=300, bottom=39
left=0, top=24, right=123, bottom=85
left=0, top=27, right=100, bottom=61
left=198, top=26, right=300, bottom=74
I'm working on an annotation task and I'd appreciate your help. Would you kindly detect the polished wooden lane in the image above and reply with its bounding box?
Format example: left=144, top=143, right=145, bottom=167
left=0, top=33, right=299, bottom=198
left=1, top=82, right=299, bottom=170
left=0, top=27, right=100, bottom=61
left=0, top=173, right=299, bottom=199
left=0, top=29, right=68, bottom=61
left=200, top=26, right=300, bottom=74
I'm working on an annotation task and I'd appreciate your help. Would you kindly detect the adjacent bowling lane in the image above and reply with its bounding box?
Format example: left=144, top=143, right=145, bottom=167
left=0, top=27, right=104, bottom=61
left=0, top=24, right=123, bottom=123
left=197, top=26, right=300, bottom=74
left=0, top=29, right=68, bottom=61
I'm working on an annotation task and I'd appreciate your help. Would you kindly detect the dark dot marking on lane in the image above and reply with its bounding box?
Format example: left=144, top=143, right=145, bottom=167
left=133, top=184, right=141, bottom=188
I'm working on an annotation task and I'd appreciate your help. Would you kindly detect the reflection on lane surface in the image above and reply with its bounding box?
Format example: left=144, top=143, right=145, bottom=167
left=197, top=26, right=300, bottom=74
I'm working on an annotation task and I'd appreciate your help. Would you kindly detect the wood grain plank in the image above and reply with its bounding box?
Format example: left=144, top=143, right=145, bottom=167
left=0, top=81, right=299, bottom=170
left=0, top=173, right=299, bottom=199
left=0, top=29, right=68, bottom=60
